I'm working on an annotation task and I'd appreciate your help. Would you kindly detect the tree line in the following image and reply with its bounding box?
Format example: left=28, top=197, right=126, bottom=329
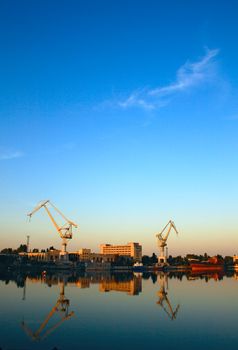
left=0, top=245, right=56, bottom=254
left=142, top=252, right=234, bottom=266
left=0, top=245, right=235, bottom=266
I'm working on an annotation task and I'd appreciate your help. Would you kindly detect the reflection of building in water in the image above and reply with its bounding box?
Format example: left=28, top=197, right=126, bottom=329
left=233, top=255, right=238, bottom=272
left=157, top=273, right=179, bottom=320
left=21, top=280, right=74, bottom=341
left=20, top=273, right=142, bottom=296
left=233, top=272, right=238, bottom=280
left=74, top=278, right=91, bottom=288
left=99, top=275, right=142, bottom=295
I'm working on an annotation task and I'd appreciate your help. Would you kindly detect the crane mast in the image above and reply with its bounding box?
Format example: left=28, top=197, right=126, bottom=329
left=27, top=200, right=78, bottom=261
left=156, top=220, right=178, bottom=265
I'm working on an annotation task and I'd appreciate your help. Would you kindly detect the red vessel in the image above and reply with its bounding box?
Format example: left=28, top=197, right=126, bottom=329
left=189, top=256, right=224, bottom=271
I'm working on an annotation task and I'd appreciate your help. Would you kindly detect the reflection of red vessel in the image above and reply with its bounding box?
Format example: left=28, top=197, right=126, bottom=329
left=189, top=256, right=224, bottom=271
left=189, top=271, right=225, bottom=281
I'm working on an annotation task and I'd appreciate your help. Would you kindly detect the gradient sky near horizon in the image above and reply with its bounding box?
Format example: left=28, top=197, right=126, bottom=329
left=1, top=0, right=238, bottom=256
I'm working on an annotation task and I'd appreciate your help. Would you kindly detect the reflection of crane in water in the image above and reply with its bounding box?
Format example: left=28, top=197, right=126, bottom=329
left=22, top=280, right=26, bottom=300
left=157, top=273, right=180, bottom=320
left=21, top=281, right=74, bottom=341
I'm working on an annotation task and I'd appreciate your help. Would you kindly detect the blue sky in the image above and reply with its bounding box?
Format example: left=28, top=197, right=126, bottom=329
left=0, top=0, right=238, bottom=255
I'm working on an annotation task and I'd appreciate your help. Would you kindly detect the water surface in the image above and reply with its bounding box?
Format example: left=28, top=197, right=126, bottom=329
left=0, top=270, right=237, bottom=349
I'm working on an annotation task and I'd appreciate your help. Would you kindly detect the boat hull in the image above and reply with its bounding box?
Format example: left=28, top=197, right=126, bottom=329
left=190, top=263, right=224, bottom=271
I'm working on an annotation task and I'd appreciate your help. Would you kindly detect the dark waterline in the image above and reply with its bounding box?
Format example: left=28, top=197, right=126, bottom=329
left=0, top=270, right=237, bottom=350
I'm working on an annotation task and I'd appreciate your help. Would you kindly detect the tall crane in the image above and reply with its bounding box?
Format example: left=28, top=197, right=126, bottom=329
left=156, top=220, right=178, bottom=265
left=27, top=200, right=78, bottom=260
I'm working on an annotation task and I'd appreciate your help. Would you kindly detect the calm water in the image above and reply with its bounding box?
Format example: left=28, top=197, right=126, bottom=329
left=0, top=270, right=238, bottom=349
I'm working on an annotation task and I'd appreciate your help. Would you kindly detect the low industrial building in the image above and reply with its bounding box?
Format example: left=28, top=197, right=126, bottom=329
left=77, top=248, right=116, bottom=263
left=21, top=249, right=61, bottom=261
left=233, top=255, right=238, bottom=264
left=20, top=242, right=143, bottom=263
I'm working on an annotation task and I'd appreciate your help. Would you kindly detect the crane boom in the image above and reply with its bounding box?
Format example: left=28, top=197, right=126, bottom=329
left=164, top=221, right=178, bottom=241
left=50, top=201, right=77, bottom=227
left=44, top=205, right=61, bottom=235
left=27, top=200, right=50, bottom=218
left=157, top=220, right=178, bottom=242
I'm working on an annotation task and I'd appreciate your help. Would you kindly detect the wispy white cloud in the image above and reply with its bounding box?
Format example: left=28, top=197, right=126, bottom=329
left=150, top=48, right=219, bottom=96
left=117, top=48, right=219, bottom=110
left=118, top=89, right=156, bottom=111
left=0, top=150, right=24, bottom=160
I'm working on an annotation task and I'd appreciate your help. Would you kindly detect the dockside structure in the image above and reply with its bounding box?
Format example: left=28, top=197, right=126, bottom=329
left=19, top=242, right=142, bottom=263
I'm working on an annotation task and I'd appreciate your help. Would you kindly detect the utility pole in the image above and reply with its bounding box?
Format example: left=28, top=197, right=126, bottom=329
left=27, top=235, right=30, bottom=253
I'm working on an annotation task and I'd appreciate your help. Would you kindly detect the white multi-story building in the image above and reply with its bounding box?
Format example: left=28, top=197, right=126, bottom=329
left=100, top=242, right=142, bottom=262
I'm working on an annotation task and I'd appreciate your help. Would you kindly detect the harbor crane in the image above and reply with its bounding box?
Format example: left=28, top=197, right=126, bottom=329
left=27, top=200, right=78, bottom=260
left=156, top=220, right=178, bottom=265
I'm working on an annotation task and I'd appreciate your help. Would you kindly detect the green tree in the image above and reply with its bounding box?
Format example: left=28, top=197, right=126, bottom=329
left=16, top=244, right=27, bottom=253
left=1, top=248, right=13, bottom=254
left=217, top=254, right=224, bottom=261
left=142, top=254, right=158, bottom=265
left=142, top=255, right=150, bottom=265
left=224, top=256, right=233, bottom=266
left=150, top=253, right=158, bottom=264
left=114, top=255, right=133, bottom=266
